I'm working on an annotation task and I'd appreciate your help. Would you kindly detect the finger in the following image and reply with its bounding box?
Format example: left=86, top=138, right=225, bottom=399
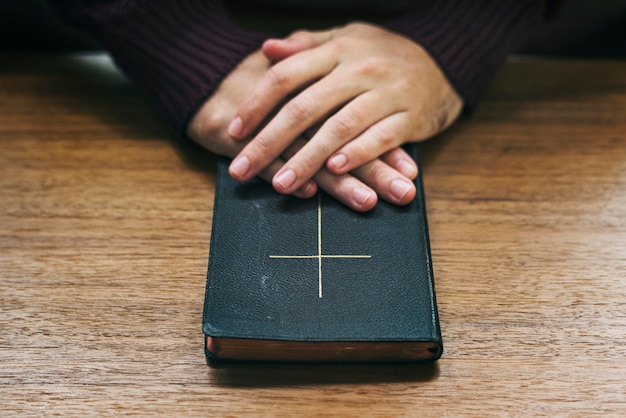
left=230, top=59, right=371, bottom=184
left=272, top=89, right=399, bottom=194
left=326, top=112, right=410, bottom=175
left=379, top=147, right=418, bottom=180
left=262, top=29, right=336, bottom=62
left=251, top=156, right=318, bottom=199
left=313, top=167, right=378, bottom=212
left=351, top=159, right=416, bottom=206
left=282, top=137, right=377, bottom=212
left=262, top=39, right=304, bottom=63
left=228, top=46, right=337, bottom=140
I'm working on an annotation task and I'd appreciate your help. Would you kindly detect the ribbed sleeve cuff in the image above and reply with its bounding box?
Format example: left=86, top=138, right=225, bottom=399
left=385, top=0, right=546, bottom=108
left=88, top=0, right=268, bottom=135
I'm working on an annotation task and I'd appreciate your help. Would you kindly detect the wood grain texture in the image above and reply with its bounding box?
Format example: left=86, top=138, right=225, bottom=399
left=1, top=54, right=625, bottom=416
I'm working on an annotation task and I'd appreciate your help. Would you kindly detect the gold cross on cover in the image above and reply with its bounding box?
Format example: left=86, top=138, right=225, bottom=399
left=269, top=193, right=372, bottom=298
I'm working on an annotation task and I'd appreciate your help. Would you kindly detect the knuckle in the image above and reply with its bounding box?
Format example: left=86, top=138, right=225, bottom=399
left=432, top=117, right=445, bottom=136
left=409, top=100, right=448, bottom=139
left=185, top=117, right=203, bottom=140
left=346, top=141, right=372, bottom=166
left=329, top=113, right=359, bottom=138
left=293, top=146, right=327, bottom=176
left=354, top=56, right=386, bottom=77
left=394, top=78, right=414, bottom=95
left=374, top=124, right=397, bottom=148
left=329, top=36, right=350, bottom=54
left=253, top=133, right=276, bottom=157
left=284, top=97, right=312, bottom=122
left=298, top=151, right=323, bottom=173
left=187, top=109, right=221, bottom=141
left=266, top=65, right=290, bottom=89
left=235, top=104, right=255, bottom=124
left=355, top=141, right=372, bottom=160
left=361, top=160, right=383, bottom=180
left=420, top=113, right=445, bottom=139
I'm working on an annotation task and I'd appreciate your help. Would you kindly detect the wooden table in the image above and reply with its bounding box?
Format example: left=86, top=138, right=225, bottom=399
left=2, top=54, right=625, bottom=416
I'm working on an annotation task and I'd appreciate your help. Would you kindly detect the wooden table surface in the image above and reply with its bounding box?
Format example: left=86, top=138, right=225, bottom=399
left=2, top=54, right=625, bottom=416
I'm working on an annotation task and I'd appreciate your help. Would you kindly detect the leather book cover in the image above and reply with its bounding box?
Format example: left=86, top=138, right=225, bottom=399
left=203, top=144, right=442, bottom=362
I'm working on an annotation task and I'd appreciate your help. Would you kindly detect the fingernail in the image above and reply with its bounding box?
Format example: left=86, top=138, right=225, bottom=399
left=330, top=153, right=348, bottom=170
left=353, top=187, right=374, bottom=206
left=275, top=169, right=296, bottom=190
left=390, top=179, right=412, bottom=201
left=298, top=180, right=317, bottom=197
left=230, top=155, right=250, bottom=178
left=227, top=116, right=243, bottom=138
left=397, top=159, right=418, bottom=178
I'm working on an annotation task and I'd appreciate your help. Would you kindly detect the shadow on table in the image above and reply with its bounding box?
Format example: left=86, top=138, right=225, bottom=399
left=207, top=357, right=440, bottom=388
left=6, top=52, right=221, bottom=176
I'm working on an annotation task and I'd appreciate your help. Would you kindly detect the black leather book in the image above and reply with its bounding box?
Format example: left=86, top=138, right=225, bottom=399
left=203, top=144, right=442, bottom=362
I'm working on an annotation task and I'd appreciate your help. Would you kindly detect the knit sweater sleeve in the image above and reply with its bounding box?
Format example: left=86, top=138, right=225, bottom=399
left=384, top=0, right=554, bottom=108
left=48, top=0, right=268, bottom=136
left=48, top=0, right=557, bottom=134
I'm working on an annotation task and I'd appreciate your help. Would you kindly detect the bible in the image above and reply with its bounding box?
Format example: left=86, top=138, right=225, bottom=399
left=203, top=144, right=442, bottom=362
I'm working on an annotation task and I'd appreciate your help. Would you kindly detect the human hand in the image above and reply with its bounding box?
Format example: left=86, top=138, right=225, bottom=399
left=187, top=50, right=321, bottom=199
left=186, top=48, right=419, bottom=210
left=227, top=22, right=463, bottom=197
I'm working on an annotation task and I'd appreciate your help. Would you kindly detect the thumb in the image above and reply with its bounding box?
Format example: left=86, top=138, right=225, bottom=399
left=262, top=29, right=334, bottom=62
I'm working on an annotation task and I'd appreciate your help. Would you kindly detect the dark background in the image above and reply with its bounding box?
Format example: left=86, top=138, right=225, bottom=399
left=1, top=0, right=625, bottom=57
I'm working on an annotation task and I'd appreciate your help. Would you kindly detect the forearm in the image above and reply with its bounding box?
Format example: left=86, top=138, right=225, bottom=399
left=48, top=0, right=267, bottom=135
left=385, top=0, right=555, bottom=108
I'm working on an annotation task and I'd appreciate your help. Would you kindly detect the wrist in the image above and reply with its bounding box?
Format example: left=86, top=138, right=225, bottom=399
left=87, top=0, right=269, bottom=137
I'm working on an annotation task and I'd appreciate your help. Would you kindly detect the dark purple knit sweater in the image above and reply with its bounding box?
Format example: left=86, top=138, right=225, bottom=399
left=48, top=0, right=554, bottom=137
